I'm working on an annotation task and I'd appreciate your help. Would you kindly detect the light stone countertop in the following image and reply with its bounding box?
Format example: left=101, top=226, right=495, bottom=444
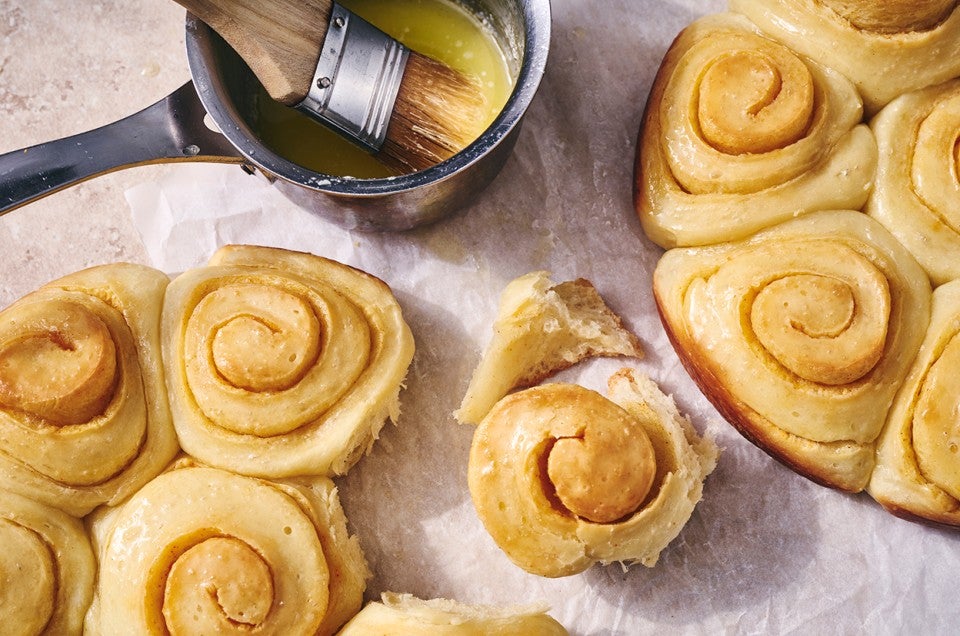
left=0, top=0, right=187, bottom=305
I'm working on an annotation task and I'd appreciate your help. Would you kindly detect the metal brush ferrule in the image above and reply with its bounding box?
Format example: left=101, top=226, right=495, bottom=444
left=295, top=3, right=409, bottom=153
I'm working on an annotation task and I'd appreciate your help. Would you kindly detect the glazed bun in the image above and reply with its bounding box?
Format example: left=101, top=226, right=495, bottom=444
left=0, top=263, right=177, bottom=516
left=731, top=0, right=960, bottom=114
left=468, top=369, right=717, bottom=578
left=0, top=489, right=95, bottom=635
left=867, top=79, right=960, bottom=286
left=635, top=12, right=876, bottom=248
left=162, top=245, right=415, bottom=478
left=869, top=279, right=960, bottom=528
left=85, top=459, right=368, bottom=635
left=654, top=211, right=930, bottom=492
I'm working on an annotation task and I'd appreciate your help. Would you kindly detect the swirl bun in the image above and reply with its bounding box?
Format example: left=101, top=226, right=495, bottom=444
left=0, top=489, right=95, bottom=635
left=635, top=13, right=876, bottom=248
left=85, top=460, right=368, bottom=635
left=162, top=245, right=415, bottom=478
left=468, top=369, right=717, bottom=578
left=731, top=0, right=960, bottom=114
left=866, top=79, right=960, bottom=286
left=0, top=263, right=177, bottom=516
left=654, top=211, right=931, bottom=491
left=869, top=279, right=960, bottom=527
left=339, top=593, right=569, bottom=635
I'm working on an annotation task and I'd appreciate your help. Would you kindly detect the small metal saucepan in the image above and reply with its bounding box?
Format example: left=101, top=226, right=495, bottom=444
left=0, top=0, right=550, bottom=231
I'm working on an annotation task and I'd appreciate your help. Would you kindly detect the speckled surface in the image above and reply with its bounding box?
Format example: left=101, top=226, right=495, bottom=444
left=0, top=0, right=187, bottom=305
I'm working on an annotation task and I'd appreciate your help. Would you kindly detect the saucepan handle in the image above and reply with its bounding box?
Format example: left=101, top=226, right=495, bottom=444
left=0, top=81, right=245, bottom=216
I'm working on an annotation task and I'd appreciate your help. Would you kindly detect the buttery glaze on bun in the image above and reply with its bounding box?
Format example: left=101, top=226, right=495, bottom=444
left=869, top=279, right=960, bottom=528
left=0, top=263, right=178, bottom=516
left=0, top=489, right=95, bottom=635
left=85, top=458, right=368, bottom=635
left=638, top=1, right=960, bottom=528
left=468, top=369, right=717, bottom=578
left=867, top=79, right=960, bottom=286
left=162, top=245, right=415, bottom=479
left=635, top=12, right=876, bottom=249
left=653, top=211, right=931, bottom=492
left=731, top=0, right=960, bottom=114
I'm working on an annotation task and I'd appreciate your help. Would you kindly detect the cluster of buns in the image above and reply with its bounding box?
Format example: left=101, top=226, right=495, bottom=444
left=0, top=245, right=566, bottom=634
left=636, top=1, right=960, bottom=527
left=458, top=272, right=718, bottom=577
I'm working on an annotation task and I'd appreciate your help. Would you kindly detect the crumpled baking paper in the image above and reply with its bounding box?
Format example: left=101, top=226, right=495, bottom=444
left=125, top=1, right=960, bottom=632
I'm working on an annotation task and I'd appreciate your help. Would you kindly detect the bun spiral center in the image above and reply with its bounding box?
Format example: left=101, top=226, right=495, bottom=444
left=0, top=301, right=117, bottom=426
left=699, top=49, right=814, bottom=155
left=545, top=409, right=656, bottom=524
left=163, top=536, right=274, bottom=633
left=208, top=285, right=321, bottom=393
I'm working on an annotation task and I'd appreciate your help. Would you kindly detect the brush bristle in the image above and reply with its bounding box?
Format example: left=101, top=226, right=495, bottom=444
left=380, top=52, right=490, bottom=173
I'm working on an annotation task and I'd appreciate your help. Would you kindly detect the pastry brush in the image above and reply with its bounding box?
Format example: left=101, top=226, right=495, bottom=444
left=175, top=0, right=489, bottom=173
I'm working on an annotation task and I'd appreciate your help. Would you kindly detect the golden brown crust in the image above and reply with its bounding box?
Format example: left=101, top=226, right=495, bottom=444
left=468, top=371, right=717, bottom=578
left=634, top=12, right=876, bottom=249
left=162, top=244, right=415, bottom=478
left=879, top=502, right=960, bottom=530
left=640, top=4, right=960, bottom=529
left=653, top=211, right=931, bottom=492
left=867, top=280, right=960, bottom=527
left=731, top=0, right=960, bottom=114
left=0, top=263, right=178, bottom=516
left=655, top=298, right=870, bottom=491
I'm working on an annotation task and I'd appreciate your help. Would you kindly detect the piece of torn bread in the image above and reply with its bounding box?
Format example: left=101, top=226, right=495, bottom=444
left=455, top=271, right=643, bottom=425
left=337, top=592, right=568, bottom=635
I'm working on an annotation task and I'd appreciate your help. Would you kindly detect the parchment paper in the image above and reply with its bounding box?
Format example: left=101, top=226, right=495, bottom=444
left=125, top=1, right=960, bottom=633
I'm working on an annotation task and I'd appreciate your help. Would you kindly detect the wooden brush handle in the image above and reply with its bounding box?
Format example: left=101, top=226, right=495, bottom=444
left=174, top=0, right=333, bottom=104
